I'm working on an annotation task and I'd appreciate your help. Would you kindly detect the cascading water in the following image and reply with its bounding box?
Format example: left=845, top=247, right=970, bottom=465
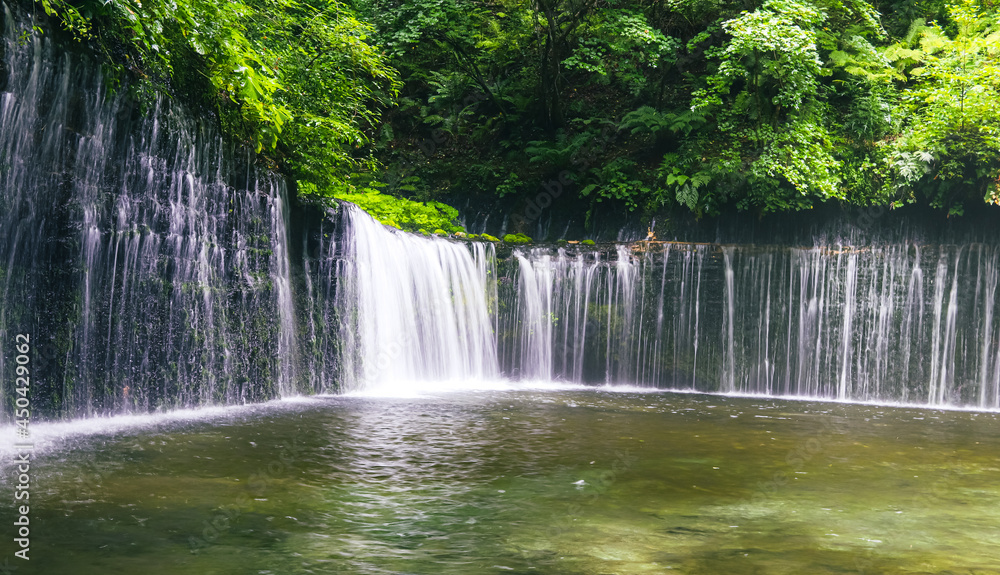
left=332, top=205, right=498, bottom=391
left=0, top=5, right=297, bottom=421
left=6, top=0, right=1000, bottom=423
left=499, top=244, right=710, bottom=388
left=501, top=240, right=1000, bottom=408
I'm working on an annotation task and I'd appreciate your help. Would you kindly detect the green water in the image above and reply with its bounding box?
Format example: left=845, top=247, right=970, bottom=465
left=3, top=389, right=1000, bottom=574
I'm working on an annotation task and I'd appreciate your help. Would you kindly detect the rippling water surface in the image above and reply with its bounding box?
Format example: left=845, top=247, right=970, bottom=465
left=3, top=388, right=1000, bottom=574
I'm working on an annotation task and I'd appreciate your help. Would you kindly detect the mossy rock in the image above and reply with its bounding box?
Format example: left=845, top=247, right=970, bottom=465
left=481, top=234, right=501, bottom=242
left=581, top=239, right=596, bottom=245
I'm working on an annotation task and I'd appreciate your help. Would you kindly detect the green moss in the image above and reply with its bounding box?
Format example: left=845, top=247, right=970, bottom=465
left=480, top=234, right=501, bottom=242
left=327, top=189, right=465, bottom=234
left=503, top=233, right=532, bottom=245
left=581, top=239, right=596, bottom=246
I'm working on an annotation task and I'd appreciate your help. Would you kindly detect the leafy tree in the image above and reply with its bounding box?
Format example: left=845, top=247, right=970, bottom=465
left=671, top=0, right=890, bottom=214
left=882, top=0, right=1000, bottom=214
left=35, top=0, right=1000, bottom=226
left=36, top=0, right=398, bottom=194
left=246, top=0, right=399, bottom=189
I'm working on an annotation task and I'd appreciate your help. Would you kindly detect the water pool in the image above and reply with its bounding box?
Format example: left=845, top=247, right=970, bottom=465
left=3, top=388, right=999, bottom=574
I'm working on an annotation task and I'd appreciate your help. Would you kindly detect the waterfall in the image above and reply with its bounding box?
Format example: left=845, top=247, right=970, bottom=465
left=334, top=205, right=498, bottom=390
left=721, top=247, right=736, bottom=392
left=501, top=241, right=1000, bottom=408
left=499, top=245, right=673, bottom=386
left=513, top=250, right=555, bottom=380
left=0, top=6, right=296, bottom=421
left=8, top=1, right=1000, bottom=421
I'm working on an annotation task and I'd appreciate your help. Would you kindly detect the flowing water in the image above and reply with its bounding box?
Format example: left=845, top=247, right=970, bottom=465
left=333, top=205, right=498, bottom=391
left=5, top=0, right=1000, bottom=417
left=3, top=3, right=1000, bottom=572
left=0, top=4, right=296, bottom=422
left=2, top=389, right=1000, bottom=574
left=500, top=242, right=1000, bottom=408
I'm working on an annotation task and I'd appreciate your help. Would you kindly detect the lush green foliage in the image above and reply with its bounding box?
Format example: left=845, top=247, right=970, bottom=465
left=354, top=0, right=1000, bottom=225
left=37, top=0, right=398, bottom=193
left=321, top=187, right=464, bottom=233
left=881, top=0, right=1000, bottom=214
left=38, top=0, right=1000, bottom=227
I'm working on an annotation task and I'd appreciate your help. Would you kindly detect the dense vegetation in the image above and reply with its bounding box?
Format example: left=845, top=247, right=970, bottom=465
left=359, top=0, right=1000, bottom=225
left=32, top=0, right=437, bottom=224
left=36, top=0, right=1000, bottom=231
